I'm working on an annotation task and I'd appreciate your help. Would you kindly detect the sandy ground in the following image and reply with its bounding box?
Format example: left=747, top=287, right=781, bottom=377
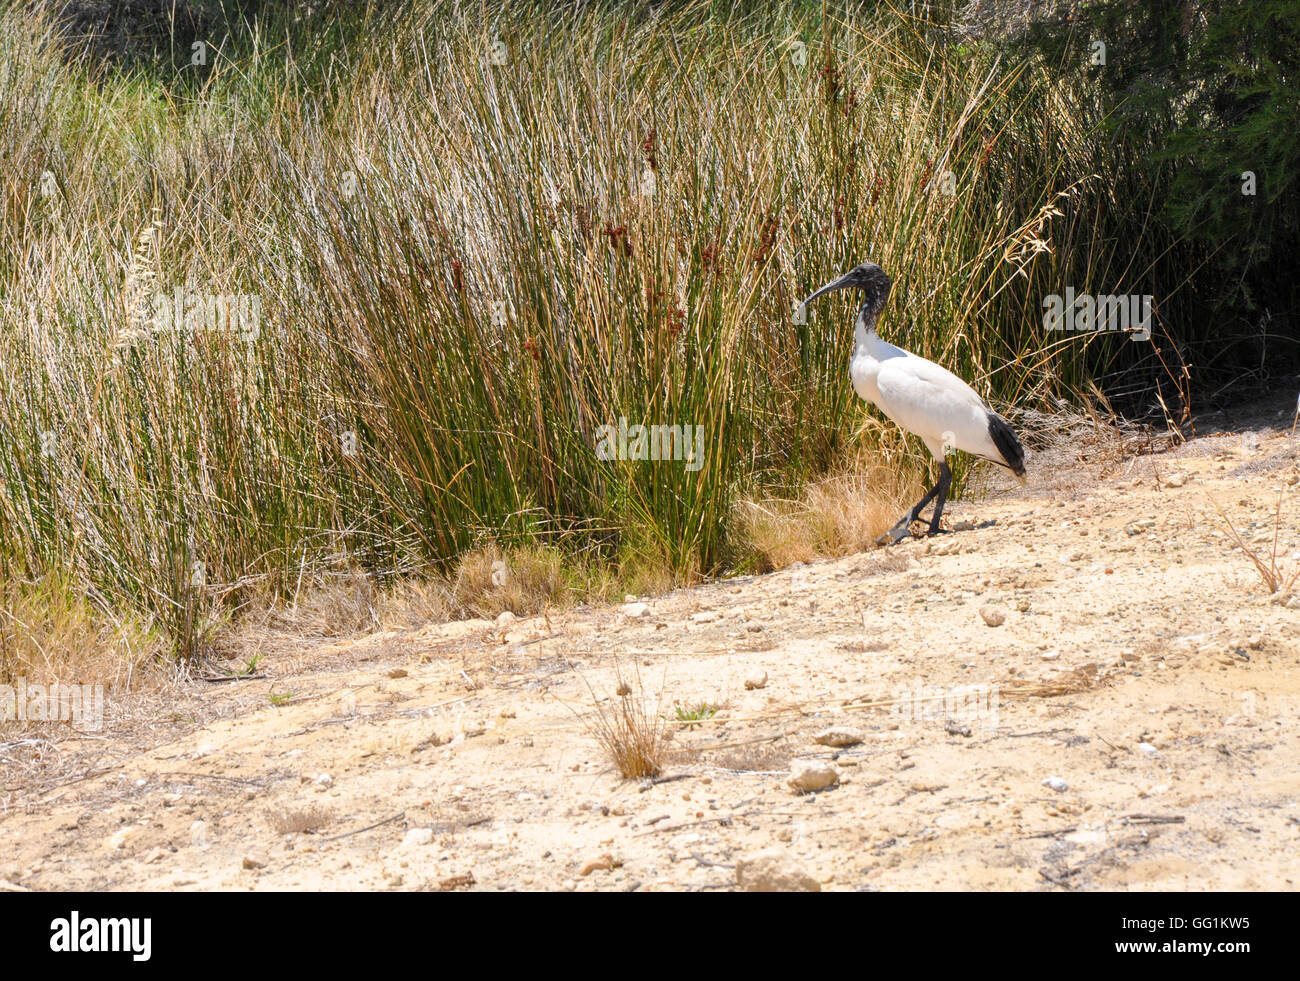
left=3, top=409, right=1299, bottom=891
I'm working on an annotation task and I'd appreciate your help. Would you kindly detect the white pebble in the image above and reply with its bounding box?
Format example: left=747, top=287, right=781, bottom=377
left=400, top=828, right=434, bottom=848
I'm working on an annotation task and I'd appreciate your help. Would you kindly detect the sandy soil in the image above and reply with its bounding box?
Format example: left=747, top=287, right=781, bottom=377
left=3, top=409, right=1299, bottom=891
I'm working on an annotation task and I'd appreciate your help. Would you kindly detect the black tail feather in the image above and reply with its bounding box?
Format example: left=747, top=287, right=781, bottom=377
left=986, top=412, right=1026, bottom=479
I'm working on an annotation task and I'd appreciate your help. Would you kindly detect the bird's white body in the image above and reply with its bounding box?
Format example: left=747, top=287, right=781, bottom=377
left=850, top=313, right=1005, bottom=465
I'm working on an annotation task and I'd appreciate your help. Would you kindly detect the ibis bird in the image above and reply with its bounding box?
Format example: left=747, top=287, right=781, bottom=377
left=802, top=262, right=1026, bottom=545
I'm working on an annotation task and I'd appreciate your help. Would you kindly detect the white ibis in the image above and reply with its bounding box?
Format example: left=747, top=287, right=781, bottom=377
left=802, top=262, right=1026, bottom=545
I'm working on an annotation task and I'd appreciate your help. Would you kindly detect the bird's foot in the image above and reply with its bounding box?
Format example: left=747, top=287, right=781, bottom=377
left=925, top=524, right=951, bottom=537
left=875, top=518, right=917, bottom=547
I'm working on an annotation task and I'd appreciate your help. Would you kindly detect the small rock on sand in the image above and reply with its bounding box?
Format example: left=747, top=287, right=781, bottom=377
left=622, top=602, right=650, bottom=619
left=744, top=671, right=768, bottom=690
left=242, top=854, right=268, bottom=870
left=108, top=827, right=138, bottom=851
left=579, top=853, right=619, bottom=876
left=787, top=760, right=840, bottom=793
left=979, top=606, right=1006, bottom=627
left=496, top=610, right=516, bottom=626
left=401, top=828, right=434, bottom=848
left=1042, top=776, right=1069, bottom=793
left=813, top=727, right=864, bottom=747
left=735, top=849, right=821, bottom=892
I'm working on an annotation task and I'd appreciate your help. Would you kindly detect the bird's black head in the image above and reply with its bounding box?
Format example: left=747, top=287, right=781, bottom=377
left=801, top=262, right=892, bottom=321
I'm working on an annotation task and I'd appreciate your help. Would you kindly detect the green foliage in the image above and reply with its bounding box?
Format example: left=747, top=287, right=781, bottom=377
left=674, top=702, right=718, bottom=726
left=1009, top=0, right=1300, bottom=380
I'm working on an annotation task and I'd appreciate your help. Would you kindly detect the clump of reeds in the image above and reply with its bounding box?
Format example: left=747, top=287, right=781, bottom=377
left=0, top=0, right=1168, bottom=669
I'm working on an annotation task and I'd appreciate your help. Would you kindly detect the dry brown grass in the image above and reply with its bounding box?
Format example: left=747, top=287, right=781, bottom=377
left=449, top=547, right=573, bottom=619
left=709, top=741, right=794, bottom=774
left=228, top=544, right=600, bottom=646
left=257, top=567, right=381, bottom=638
left=265, top=803, right=333, bottom=835
left=376, top=578, right=454, bottom=631
left=0, top=572, right=164, bottom=689
left=227, top=466, right=923, bottom=656
left=1209, top=491, right=1300, bottom=596
left=736, top=468, right=920, bottom=573
left=584, top=666, right=666, bottom=780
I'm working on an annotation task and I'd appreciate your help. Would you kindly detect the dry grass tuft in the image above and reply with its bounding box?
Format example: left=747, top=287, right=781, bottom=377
left=258, top=567, right=380, bottom=638
left=710, top=741, right=793, bottom=774
left=584, top=666, right=666, bottom=780
left=0, top=572, right=164, bottom=688
left=736, top=468, right=920, bottom=572
left=265, top=803, right=333, bottom=835
left=376, top=578, right=453, bottom=631
left=449, top=547, right=571, bottom=619
left=1000, top=664, right=1112, bottom=698
left=1209, top=491, right=1300, bottom=596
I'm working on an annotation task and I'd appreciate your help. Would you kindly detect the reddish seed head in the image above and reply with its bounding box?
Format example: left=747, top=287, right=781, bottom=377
left=601, top=223, right=631, bottom=256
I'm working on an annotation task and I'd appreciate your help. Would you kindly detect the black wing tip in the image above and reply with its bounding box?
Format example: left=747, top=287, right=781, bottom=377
left=987, top=413, right=1027, bottom=479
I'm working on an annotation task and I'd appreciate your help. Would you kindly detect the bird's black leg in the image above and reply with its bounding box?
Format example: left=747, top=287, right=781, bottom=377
left=875, top=479, right=942, bottom=546
left=926, top=462, right=952, bottom=536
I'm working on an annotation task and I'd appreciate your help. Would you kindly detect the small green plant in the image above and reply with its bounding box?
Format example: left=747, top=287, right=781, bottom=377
left=232, top=654, right=263, bottom=677
left=269, top=691, right=296, bottom=706
left=674, top=702, right=718, bottom=727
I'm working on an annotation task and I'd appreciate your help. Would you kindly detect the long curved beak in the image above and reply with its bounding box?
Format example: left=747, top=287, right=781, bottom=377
left=801, top=270, right=857, bottom=307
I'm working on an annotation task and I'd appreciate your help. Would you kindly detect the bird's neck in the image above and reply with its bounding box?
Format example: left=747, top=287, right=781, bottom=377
left=855, top=308, right=880, bottom=353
